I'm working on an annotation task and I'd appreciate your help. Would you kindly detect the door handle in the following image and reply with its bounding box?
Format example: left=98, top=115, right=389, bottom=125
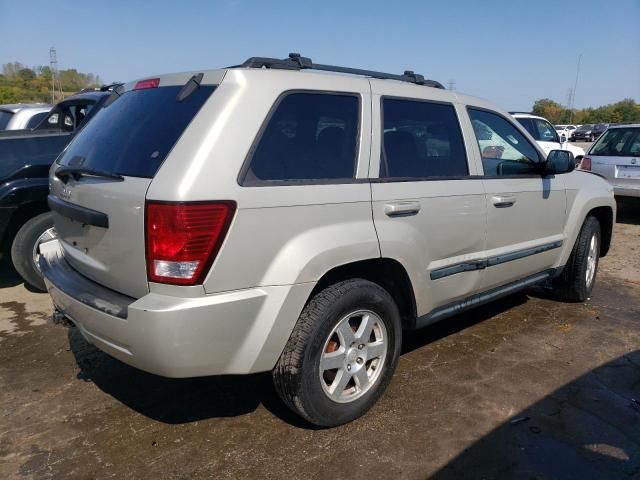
left=491, top=196, right=516, bottom=208
left=384, top=201, right=421, bottom=217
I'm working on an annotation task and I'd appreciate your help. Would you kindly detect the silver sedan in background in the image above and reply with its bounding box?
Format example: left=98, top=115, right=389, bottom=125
left=581, top=123, right=640, bottom=198
left=0, top=103, right=52, bottom=131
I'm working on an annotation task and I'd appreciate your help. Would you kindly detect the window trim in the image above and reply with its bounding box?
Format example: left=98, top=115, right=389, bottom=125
left=378, top=95, right=471, bottom=181
left=237, top=89, right=363, bottom=187
left=466, top=106, right=544, bottom=178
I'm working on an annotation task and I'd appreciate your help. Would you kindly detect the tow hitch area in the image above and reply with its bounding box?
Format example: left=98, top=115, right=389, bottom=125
left=52, top=309, right=74, bottom=328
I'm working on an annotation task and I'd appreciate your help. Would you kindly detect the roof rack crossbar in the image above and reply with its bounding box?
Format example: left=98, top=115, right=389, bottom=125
left=238, top=53, right=445, bottom=89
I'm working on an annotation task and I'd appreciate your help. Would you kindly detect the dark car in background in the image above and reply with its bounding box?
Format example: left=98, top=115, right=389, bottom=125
left=571, top=123, right=609, bottom=142
left=0, top=89, right=112, bottom=290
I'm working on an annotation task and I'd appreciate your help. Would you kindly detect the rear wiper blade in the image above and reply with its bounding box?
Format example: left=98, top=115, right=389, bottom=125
left=177, top=73, right=204, bottom=102
left=55, top=167, right=124, bottom=183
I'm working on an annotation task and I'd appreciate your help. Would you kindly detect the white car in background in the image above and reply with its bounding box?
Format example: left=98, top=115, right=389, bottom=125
left=582, top=123, right=640, bottom=198
left=555, top=124, right=577, bottom=139
left=511, top=113, right=585, bottom=162
left=0, top=103, right=52, bottom=131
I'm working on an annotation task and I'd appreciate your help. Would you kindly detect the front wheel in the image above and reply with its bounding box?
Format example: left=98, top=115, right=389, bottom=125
left=10, top=212, right=55, bottom=292
left=553, top=216, right=601, bottom=302
left=273, top=279, right=402, bottom=427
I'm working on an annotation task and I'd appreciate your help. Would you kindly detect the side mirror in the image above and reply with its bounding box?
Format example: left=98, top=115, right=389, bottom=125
left=544, top=150, right=575, bottom=175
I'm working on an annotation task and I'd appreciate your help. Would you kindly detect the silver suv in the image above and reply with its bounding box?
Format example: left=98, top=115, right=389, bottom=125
left=39, top=54, right=616, bottom=426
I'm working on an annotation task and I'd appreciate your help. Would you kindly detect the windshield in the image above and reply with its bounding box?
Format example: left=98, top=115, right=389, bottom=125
left=555, top=126, right=564, bottom=130
left=0, top=111, right=14, bottom=130
left=577, top=124, right=594, bottom=131
left=58, top=85, right=215, bottom=178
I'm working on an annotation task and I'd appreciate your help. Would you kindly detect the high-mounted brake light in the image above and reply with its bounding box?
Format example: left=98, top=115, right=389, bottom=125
left=134, top=78, right=160, bottom=90
left=145, top=201, right=236, bottom=285
left=581, top=157, right=592, bottom=171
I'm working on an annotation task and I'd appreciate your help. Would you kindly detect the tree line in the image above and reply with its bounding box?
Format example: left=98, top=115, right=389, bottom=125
left=532, top=98, right=639, bottom=125
left=0, top=61, right=102, bottom=104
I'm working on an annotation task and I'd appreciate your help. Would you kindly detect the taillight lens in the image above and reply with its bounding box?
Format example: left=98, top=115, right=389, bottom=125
left=145, top=201, right=236, bottom=285
left=134, top=78, right=160, bottom=90
left=581, top=157, right=592, bottom=170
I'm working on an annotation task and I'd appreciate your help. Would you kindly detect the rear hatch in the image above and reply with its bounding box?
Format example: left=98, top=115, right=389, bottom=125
left=49, top=78, right=217, bottom=298
left=588, top=127, right=640, bottom=189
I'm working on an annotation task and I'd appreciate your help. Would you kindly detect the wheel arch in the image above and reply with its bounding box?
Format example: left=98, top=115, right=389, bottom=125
left=588, top=205, right=613, bottom=257
left=308, top=258, right=417, bottom=330
left=1, top=200, right=49, bottom=249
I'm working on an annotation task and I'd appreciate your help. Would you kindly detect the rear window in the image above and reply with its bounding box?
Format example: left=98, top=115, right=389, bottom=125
left=0, top=111, right=13, bottom=130
left=26, top=111, right=48, bottom=129
left=241, top=92, right=360, bottom=185
left=590, top=127, right=640, bottom=156
left=58, top=85, right=215, bottom=178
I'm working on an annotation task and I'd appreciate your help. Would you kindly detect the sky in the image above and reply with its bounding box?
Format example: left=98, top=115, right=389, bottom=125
left=1, top=0, right=638, bottom=111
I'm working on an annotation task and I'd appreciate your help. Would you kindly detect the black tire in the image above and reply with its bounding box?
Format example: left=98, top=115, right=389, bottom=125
left=273, top=279, right=402, bottom=427
left=553, top=216, right=601, bottom=302
left=10, top=212, right=54, bottom=292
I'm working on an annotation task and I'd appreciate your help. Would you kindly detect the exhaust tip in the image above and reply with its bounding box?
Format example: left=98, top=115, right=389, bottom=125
left=52, top=309, right=73, bottom=328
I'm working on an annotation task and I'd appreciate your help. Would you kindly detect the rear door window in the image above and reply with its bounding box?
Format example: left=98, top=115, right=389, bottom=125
left=241, top=92, right=360, bottom=184
left=381, top=98, right=468, bottom=178
left=58, top=85, right=215, bottom=178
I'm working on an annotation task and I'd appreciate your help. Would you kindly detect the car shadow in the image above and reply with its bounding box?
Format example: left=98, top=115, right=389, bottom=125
left=616, top=197, right=640, bottom=225
left=430, top=350, right=640, bottom=480
left=67, top=291, right=531, bottom=428
left=66, top=327, right=314, bottom=428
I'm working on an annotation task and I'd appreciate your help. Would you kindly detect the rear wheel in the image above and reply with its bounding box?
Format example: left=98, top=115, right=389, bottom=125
left=10, top=212, right=55, bottom=292
left=273, top=279, right=402, bottom=427
left=553, top=216, right=600, bottom=302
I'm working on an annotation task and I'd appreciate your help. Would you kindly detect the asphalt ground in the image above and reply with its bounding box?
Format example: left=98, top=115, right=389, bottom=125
left=0, top=199, right=638, bottom=480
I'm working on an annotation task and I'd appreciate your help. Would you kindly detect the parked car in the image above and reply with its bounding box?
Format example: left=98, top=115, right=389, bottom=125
left=592, top=123, right=610, bottom=140
left=0, top=103, right=52, bottom=131
left=571, top=123, right=609, bottom=142
left=555, top=124, right=576, bottom=139
left=0, top=90, right=112, bottom=290
left=580, top=123, right=640, bottom=198
left=39, top=54, right=616, bottom=427
left=512, top=113, right=585, bottom=161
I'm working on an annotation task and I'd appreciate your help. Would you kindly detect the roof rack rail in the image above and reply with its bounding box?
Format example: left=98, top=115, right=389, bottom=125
left=508, top=111, right=534, bottom=115
left=235, top=53, right=445, bottom=89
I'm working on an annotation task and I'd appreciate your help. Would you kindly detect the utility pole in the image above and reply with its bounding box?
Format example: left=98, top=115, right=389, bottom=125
left=49, top=47, right=59, bottom=104
left=568, top=54, right=582, bottom=123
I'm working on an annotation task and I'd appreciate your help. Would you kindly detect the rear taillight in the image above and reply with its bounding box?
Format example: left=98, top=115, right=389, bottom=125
left=581, top=157, right=592, bottom=170
left=145, top=201, right=236, bottom=285
left=134, top=78, right=160, bottom=90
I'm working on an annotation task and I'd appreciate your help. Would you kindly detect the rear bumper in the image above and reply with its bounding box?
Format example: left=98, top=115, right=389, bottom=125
left=614, top=184, right=640, bottom=198
left=39, top=239, right=314, bottom=377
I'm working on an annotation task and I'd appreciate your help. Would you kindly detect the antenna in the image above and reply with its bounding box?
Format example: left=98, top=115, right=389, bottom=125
left=49, top=47, right=61, bottom=103
left=447, top=79, right=456, bottom=91
left=568, top=54, right=582, bottom=123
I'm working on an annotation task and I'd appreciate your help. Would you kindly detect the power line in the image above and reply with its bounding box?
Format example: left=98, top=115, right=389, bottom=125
left=568, top=54, right=582, bottom=123
left=49, top=47, right=61, bottom=104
